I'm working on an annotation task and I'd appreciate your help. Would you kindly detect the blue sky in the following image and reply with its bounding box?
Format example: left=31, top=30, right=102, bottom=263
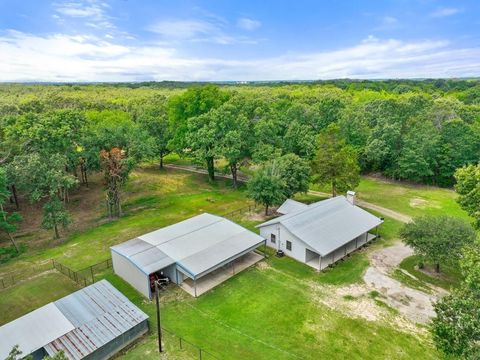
left=0, top=0, right=479, bottom=81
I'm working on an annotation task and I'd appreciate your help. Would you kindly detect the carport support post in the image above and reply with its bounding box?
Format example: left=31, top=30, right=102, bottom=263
left=154, top=281, right=163, bottom=353
left=194, top=276, right=197, bottom=298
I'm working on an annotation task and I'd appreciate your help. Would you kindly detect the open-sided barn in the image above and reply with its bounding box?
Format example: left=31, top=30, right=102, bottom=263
left=258, top=195, right=383, bottom=270
left=111, top=213, right=266, bottom=298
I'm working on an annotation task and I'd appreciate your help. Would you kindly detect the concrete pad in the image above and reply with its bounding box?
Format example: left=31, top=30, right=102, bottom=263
left=180, top=252, right=263, bottom=297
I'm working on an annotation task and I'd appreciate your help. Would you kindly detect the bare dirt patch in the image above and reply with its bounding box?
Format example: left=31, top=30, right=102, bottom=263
left=363, top=242, right=445, bottom=324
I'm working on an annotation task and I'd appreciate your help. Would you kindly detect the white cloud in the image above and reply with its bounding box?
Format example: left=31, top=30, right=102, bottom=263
left=430, top=7, right=462, bottom=18
left=147, top=18, right=259, bottom=45
left=237, top=18, right=261, bottom=31
left=0, top=30, right=479, bottom=81
left=148, top=20, right=217, bottom=39
left=53, top=1, right=115, bottom=29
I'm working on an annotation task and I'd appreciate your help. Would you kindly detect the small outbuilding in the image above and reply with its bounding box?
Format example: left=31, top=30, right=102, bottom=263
left=0, top=280, right=148, bottom=360
left=111, top=213, right=266, bottom=298
left=258, top=195, right=383, bottom=270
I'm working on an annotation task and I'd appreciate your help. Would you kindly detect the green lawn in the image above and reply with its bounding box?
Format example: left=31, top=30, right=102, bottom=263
left=0, top=166, right=445, bottom=359
left=104, top=255, right=439, bottom=360
left=395, top=255, right=462, bottom=291
left=0, top=167, right=251, bottom=275
left=311, top=176, right=470, bottom=221
left=0, top=272, right=79, bottom=325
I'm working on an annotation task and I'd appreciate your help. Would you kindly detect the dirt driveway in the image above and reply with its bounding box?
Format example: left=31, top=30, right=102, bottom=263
left=364, top=242, right=445, bottom=324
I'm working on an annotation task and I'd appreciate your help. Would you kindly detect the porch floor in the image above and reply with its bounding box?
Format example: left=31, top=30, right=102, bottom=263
left=180, top=251, right=264, bottom=297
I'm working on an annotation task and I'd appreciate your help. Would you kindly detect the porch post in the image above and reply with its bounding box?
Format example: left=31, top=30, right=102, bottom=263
left=319, top=254, right=322, bottom=271
left=194, top=277, right=197, bottom=298
left=175, top=269, right=179, bottom=284
left=232, top=260, right=235, bottom=275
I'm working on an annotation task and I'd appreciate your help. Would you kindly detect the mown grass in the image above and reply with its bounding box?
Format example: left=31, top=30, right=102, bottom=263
left=0, top=166, right=444, bottom=359
left=0, top=168, right=251, bottom=275
left=103, top=260, right=439, bottom=360
left=396, top=255, right=462, bottom=291
left=0, top=272, right=79, bottom=325
left=311, top=176, right=470, bottom=221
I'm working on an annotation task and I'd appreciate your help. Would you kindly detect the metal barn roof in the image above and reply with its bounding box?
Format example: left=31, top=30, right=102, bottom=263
left=111, top=213, right=265, bottom=278
left=276, top=199, right=308, bottom=215
left=0, top=280, right=148, bottom=360
left=258, top=196, right=383, bottom=256
left=0, top=303, right=74, bottom=360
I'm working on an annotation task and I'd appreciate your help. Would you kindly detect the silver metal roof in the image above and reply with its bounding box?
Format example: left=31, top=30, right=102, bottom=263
left=45, top=280, right=148, bottom=360
left=258, top=196, right=383, bottom=256
left=0, top=303, right=74, bottom=360
left=0, top=280, right=148, bottom=360
left=276, top=199, right=308, bottom=215
left=112, top=213, right=265, bottom=278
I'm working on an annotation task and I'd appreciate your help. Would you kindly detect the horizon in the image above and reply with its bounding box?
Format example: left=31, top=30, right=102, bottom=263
left=1, top=0, right=479, bottom=82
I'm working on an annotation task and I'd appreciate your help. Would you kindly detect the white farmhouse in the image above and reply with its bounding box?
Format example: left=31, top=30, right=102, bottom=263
left=257, top=195, right=383, bottom=270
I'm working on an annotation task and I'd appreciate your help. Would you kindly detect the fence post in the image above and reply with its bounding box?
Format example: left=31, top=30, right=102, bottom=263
left=90, top=266, right=94, bottom=283
left=199, top=348, right=202, bottom=360
left=179, top=337, right=182, bottom=349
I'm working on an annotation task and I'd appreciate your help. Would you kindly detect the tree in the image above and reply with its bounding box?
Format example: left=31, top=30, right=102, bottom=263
left=312, top=124, right=360, bottom=197
left=8, top=153, right=77, bottom=238
left=454, top=164, right=480, bottom=228
left=6, top=345, right=68, bottom=360
left=100, top=148, right=134, bottom=219
left=185, top=112, right=220, bottom=182
left=400, top=215, right=476, bottom=272
left=42, top=197, right=71, bottom=239
left=0, top=167, right=22, bottom=251
left=214, top=102, right=255, bottom=188
left=136, top=97, right=172, bottom=169
left=431, top=244, right=480, bottom=359
left=396, top=120, right=439, bottom=183
left=436, top=119, right=480, bottom=186
left=168, top=85, right=229, bottom=154
left=247, top=163, right=287, bottom=215
left=276, top=154, right=310, bottom=198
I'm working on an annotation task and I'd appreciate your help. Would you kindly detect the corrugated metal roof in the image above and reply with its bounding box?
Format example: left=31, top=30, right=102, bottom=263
left=258, top=196, right=383, bottom=256
left=0, top=280, right=148, bottom=360
left=111, top=238, right=176, bottom=275
left=0, top=303, right=74, bottom=360
left=276, top=199, right=308, bottom=215
left=112, top=213, right=265, bottom=277
left=44, top=280, right=148, bottom=359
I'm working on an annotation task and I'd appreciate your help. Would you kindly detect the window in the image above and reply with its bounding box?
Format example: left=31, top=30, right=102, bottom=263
left=270, top=234, right=276, bottom=244
left=286, top=241, right=292, bottom=251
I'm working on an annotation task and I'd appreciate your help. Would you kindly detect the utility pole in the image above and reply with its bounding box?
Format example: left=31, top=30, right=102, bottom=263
left=155, top=280, right=163, bottom=353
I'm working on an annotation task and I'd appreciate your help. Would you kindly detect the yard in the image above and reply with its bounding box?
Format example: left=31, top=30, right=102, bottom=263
left=0, top=166, right=468, bottom=359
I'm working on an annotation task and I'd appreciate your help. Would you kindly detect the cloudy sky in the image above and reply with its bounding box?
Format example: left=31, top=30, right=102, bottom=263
left=0, top=0, right=479, bottom=82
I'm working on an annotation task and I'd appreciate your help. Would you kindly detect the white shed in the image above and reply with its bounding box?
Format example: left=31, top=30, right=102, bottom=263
left=257, top=196, right=383, bottom=270
left=111, top=213, right=266, bottom=298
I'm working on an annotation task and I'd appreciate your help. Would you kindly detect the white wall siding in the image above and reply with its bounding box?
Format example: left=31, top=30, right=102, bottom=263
left=259, top=224, right=279, bottom=250
left=111, top=251, right=150, bottom=298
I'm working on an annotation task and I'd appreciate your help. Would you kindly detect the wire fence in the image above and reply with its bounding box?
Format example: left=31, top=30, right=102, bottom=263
left=53, top=258, right=113, bottom=287
left=223, top=203, right=257, bottom=219
left=162, top=327, right=221, bottom=360
left=0, top=260, right=54, bottom=290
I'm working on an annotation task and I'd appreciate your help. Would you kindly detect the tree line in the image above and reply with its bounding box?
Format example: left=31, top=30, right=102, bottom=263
left=0, top=81, right=479, bottom=240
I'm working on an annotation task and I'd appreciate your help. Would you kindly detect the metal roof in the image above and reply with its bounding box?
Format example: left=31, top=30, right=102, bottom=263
left=0, top=280, right=148, bottom=360
left=276, top=199, right=308, bottom=215
left=45, top=280, right=148, bottom=360
left=258, top=196, right=383, bottom=256
left=112, top=213, right=265, bottom=278
left=0, top=303, right=74, bottom=360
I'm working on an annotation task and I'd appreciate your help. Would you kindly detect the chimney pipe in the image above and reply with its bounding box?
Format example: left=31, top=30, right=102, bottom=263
left=346, top=191, right=356, bottom=205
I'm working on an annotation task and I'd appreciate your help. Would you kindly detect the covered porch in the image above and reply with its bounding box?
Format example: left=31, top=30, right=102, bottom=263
left=306, top=232, right=378, bottom=271
left=180, top=252, right=263, bottom=297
